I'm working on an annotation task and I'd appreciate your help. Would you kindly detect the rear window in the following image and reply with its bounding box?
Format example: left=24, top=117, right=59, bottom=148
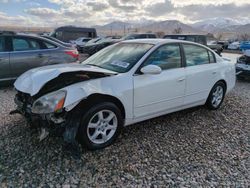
left=183, top=44, right=210, bottom=66
left=0, top=37, right=5, bottom=52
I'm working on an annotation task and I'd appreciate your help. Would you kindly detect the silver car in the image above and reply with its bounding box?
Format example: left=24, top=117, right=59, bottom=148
left=0, top=31, right=79, bottom=83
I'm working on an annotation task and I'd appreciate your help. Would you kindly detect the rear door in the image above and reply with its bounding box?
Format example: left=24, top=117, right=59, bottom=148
left=9, top=36, right=52, bottom=78
left=182, top=44, right=218, bottom=105
left=0, top=36, right=11, bottom=81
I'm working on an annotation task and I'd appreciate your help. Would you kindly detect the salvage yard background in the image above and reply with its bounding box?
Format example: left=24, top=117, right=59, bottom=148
left=0, top=53, right=249, bottom=187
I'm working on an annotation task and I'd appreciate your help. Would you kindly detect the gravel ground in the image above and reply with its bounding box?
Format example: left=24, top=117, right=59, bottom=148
left=0, top=80, right=250, bottom=187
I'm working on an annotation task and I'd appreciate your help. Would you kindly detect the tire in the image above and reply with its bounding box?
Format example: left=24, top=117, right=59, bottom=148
left=206, top=81, right=226, bottom=110
left=77, top=102, right=123, bottom=150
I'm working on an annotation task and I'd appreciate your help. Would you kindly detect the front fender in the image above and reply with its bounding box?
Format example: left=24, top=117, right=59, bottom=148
left=63, top=84, right=102, bottom=111
left=61, top=75, right=130, bottom=112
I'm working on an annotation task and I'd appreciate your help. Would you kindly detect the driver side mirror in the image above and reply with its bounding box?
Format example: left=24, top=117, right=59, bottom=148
left=140, top=65, right=162, bottom=75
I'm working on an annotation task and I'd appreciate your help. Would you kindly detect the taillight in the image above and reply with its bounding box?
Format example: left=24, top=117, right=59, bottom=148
left=65, top=50, right=79, bottom=60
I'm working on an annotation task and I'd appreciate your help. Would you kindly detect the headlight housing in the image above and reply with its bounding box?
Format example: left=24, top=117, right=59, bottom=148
left=32, top=90, right=66, bottom=114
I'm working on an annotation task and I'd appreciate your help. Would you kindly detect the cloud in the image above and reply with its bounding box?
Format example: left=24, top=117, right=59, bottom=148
left=25, top=7, right=60, bottom=18
left=1, top=0, right=250, bottom=27
left=177, top=3, right=250, bottom=20
left=107, top=0, right=137, bottom=12
left=87, top=2, right=108, bottom=11
left=146, top=0, right=174, bottom=16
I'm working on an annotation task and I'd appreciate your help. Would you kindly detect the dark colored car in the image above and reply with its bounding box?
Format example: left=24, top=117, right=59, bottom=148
left=50, top=26, right=97, bottom=42
left=123, top=33, right=157, bottom=40
left=0, top=31, right=79, bottom=83
left=236, top=54, right=250, bottom=79
left=163, top=34, right=223, bottom=55
left=83, top=38, right=120, bottom=56
left=82, top=33, right=157, bottom=55
left=217, top=41, right=229, bottom=49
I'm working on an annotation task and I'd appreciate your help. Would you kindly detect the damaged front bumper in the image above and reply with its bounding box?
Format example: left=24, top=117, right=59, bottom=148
left=11, top=91, right=68, bottom=140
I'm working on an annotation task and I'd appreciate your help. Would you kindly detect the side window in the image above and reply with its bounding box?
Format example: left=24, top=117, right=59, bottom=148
left=143, top=44, right=182, bottom=70
left=12, top=37, right=41, bottom=51
left=147, top=34, right=156, bottom=38
left=183, top=44, right=209, bottom=67
left=208, top=51, right=216, bottom=63
left=0, top=37, right=5, bottom=52
left=43, top=41, right=57, bottom=49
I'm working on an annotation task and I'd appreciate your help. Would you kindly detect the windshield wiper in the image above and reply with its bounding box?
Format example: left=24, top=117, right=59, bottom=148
left=85, top=63, right=119, bottom=73
left=85, top=64, right=103, bottom=68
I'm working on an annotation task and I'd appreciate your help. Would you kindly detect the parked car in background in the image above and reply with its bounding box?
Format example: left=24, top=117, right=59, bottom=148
left=217, top=40, right=229, bottom=49
left=0, top=31, right=79, bottom=83
left=228, top=41, right=240, bottom=50
left=70, top=37, right=92, bottom=52
left=41, top=35, right=76, bottom=48
left=50, top=26, right=97, bottom=42
left=81, top=38, right=120, bottom=55
left=79, top=37, right=103, bottom=53
left=240, top=41, right=250, bottom=51
left=123, top=33, right=157, bottom=40
left=236, top=50, right=250, bottom=79
left=163, top=34, right=223, bottom=55
left=81, top=33, right=157, bottom=55
left=13, top=39, right=235, bottom=152
left=70, top=37, right=91, bottom=46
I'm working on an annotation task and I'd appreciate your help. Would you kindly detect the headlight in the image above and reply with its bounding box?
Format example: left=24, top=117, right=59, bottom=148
left=32, top=90, right=66, bottom=114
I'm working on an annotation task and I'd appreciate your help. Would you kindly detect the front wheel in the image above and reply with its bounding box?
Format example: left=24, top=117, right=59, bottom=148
left=206, top=82, right=226, bottom=110
left=77, top=102, right=123, bottom=150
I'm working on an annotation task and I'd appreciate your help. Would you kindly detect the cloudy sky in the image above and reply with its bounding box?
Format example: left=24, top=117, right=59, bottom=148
left=0, top=0, right=250, bottom=27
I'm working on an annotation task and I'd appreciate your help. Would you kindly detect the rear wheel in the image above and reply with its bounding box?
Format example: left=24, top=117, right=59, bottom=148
left=206, top=82, right=226, bottom=110
left=77, top=102, right=123, bottom=150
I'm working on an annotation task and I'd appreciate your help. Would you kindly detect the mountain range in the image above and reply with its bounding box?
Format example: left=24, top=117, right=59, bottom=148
left=95, top=17, right=250, bottom=37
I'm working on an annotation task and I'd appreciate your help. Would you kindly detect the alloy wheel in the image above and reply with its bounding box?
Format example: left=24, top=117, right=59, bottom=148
left=87, top=110, right=118, bottom=144
left=211, top=85, right=224, bottom=108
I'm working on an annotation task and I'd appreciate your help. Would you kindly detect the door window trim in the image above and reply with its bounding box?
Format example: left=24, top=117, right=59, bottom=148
left=134, top=42, right=185, bottom=75
left=181, top=43, right=216, bottom=67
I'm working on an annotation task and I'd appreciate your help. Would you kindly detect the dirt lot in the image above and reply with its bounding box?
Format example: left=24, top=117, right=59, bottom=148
left=0, top=54, right=249, bottom=187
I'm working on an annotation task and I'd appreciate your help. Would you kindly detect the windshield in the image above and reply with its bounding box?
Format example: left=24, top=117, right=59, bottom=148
left=82, top=43, right=153, bottom=73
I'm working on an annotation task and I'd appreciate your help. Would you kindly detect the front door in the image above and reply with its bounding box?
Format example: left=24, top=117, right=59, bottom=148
left=133, top=44, right=186, bottom=118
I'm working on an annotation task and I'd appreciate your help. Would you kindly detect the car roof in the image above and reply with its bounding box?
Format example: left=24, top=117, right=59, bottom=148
left=121, top=39, right=196, bottom=45
left=164, top=34, right=206, bottom=36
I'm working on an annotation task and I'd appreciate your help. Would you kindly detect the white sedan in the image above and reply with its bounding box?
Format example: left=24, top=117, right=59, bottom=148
left=228, top=41, right=240, bottom=50
left=13, top=39, right=236, bottom=151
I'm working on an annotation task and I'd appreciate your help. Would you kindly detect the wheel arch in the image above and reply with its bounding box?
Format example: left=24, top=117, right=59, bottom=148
left=216, top=79, right=227, bottom=92
left=75, top=93, right=126, bottom=120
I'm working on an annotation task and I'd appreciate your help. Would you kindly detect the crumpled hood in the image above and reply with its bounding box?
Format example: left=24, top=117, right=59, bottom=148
left=14, top=63, right=117, bottom=96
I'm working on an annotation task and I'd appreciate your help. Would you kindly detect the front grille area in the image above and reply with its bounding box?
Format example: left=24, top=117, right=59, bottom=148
left=15, top=91, right=34, bottom=115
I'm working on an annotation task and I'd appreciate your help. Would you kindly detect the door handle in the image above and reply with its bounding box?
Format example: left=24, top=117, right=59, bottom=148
left=178, top=78, right=185, bottom=82
left=212, top=71, right=217, bottom=75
